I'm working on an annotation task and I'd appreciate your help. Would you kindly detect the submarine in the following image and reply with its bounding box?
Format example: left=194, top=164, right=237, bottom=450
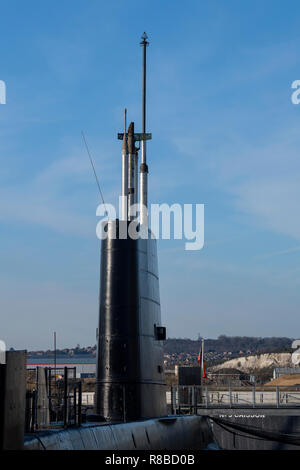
left=18, top=33, right=300, bottom=452
left=22, top=33, right=216, bottom=450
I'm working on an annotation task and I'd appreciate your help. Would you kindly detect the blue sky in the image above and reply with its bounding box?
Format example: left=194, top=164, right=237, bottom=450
left=1, top=0, right=300, bottom=349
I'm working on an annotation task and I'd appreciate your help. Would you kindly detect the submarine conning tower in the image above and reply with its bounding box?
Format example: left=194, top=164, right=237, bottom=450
left=96, top=33, right=167, bottom=422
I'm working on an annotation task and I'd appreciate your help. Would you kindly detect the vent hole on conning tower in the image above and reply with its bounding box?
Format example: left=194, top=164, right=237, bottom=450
left=145, top=429, right=151, bottom=445
left=131, top=433, right=137, bottom=448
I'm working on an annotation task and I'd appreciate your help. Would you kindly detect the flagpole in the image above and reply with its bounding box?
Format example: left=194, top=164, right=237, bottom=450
left=201, top=338, right=204, bottom=390
left=201, top=338, right=204, bottom=374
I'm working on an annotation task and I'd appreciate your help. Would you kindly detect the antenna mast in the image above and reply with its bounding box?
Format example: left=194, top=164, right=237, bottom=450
left=140, top=32, right=149, bottom=227
left=141, top=32, right=148, bottom=133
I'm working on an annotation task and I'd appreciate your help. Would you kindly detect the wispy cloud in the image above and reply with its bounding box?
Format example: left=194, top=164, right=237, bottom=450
left=0, top=138, right=119, bottom=236
left=256, top=246, right=300, bottom=260
left=233, top=176, right=300, bottom=240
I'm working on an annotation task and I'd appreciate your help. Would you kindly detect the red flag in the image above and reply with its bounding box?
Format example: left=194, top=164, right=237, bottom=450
left=197, top=350, right=201, bottom=363
left=197, top=348, right=207, bottom=378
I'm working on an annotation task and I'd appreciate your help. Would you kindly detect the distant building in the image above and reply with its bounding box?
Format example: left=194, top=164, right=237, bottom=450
left=27, top=357, right=96, bottom=378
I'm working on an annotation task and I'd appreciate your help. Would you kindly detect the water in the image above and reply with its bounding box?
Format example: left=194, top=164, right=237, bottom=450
left=27, top=355, right=96, bottom=365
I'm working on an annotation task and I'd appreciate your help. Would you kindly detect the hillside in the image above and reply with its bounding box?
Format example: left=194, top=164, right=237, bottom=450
left=211, top=353, right=293, bottom=373
left=163, top=336, right=292, bottom=367
left=164, top=336, right=292, bottom=355
left=27, top=336, right=294, bottom=370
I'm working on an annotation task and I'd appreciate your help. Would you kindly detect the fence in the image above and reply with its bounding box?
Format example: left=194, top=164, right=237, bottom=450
left=26, top=373, right=300, bottom=429
left=168, top=384, right=300, bottom=413
left=25, top=366, right=83, bottom=431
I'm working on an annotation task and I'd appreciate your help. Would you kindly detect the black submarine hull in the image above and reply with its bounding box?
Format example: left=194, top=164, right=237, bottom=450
left=24, top=410, right=300, bottom=450
left=96, top=220, right=166, bottom=422
left=24, top=415, right=216, bottom=450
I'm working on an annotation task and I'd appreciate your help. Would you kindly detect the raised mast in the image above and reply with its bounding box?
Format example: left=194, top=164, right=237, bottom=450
left=118, top=33, right=151, bottom=225
left=127, top=121, right=136, bottom=221
left=141, top=32, right=147, bottom=134
left=140, top=32, right=149, bottom=227
left=121, top=108, right=128, bottom=220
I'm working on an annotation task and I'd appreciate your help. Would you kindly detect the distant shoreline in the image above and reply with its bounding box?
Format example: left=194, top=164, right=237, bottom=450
left=27, top=355, right=96, bottom=364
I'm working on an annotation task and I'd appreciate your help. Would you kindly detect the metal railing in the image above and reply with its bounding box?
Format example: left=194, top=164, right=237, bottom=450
left=25, top=366, right=83, bottom=432
left=26, top=374, right=300, bottom=430
left=168, top=384, right=300, bottom=413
